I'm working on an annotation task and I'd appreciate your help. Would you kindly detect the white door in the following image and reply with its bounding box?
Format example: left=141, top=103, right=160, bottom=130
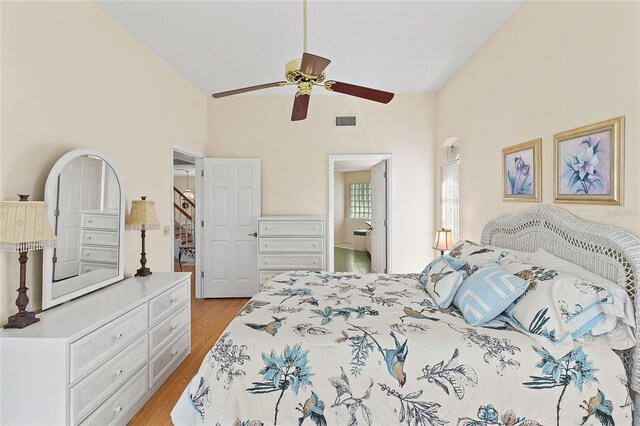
left=199, top=158, right=261, bottom=297
left=53, top=156, right=102, bottom=281
left=370, top=161, right=387, bottom=273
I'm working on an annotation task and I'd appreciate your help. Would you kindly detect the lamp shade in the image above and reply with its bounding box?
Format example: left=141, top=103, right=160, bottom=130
left=125, top=197, right=160, bottom=230
left=0, top=200, right=57, bottom=252
left=433, top=228, right=454, bottom=252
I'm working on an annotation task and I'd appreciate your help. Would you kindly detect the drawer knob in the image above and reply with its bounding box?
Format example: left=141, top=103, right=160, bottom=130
left=83, top=268, right=90, bottom=272
left=314, top=227, right=318, bottom=230
left=264, top=260, right=268, bottom=264
left=85, top=252, right=90, bottom=256
left=313, top=260, right=317, bottom=264
left=170, top=296, right=178, bottom=303
left=115, top=331, right=123, bottom=340
left=87, top=219, right=93, bottom=223
left=171, top=323, right=178, bottom=330
left=114, top=404, right=123, bottom=414
left=171, top=349, right=178, bottom=357
left=115, top=367, right=123, bottom=376
left=265, top=227, right=269, bottom=230
left=86, top=236, right=92, bottom=240
left=313, top=243, right=317, bottom=247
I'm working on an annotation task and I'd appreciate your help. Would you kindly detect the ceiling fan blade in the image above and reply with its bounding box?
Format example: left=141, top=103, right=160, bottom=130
left=291, top=93, right=310, bottom=121
left=212, top=81, right=288, bottom=98
left=324, top=81, right=394, bottom=104
left=300, top=53, right=331, bottom=77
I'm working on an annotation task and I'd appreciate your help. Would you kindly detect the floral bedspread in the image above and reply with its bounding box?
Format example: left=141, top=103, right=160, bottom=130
left=171, top=271, right=632, bottom=426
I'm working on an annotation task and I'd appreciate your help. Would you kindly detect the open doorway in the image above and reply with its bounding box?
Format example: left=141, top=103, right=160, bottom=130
left=328, top=154, right=392, bottom=273
left=170, top=144, right=204, bottom=294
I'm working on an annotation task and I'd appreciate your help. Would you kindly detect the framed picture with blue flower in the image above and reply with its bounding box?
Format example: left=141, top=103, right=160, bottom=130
left=502, top=138, right=541, bottom=201
left=554, top=116, right=624, bottom=205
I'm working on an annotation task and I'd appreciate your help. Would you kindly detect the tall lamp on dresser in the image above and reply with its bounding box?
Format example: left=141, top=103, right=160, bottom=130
left=126, top=196, right=160, bottom=277
left=0, top=195, right=56, bottom=328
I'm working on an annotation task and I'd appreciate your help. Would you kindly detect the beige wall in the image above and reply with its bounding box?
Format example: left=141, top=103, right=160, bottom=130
left=436, top=1, right=640, bottom=241
left=208, top=94, right=437, bottom=272
left=334, top=171, right=345, bottom=243
left=0, top=2, right=207, bottom=322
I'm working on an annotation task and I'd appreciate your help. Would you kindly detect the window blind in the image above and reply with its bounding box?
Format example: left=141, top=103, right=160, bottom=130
left=441, top=161, right=459, bottom=243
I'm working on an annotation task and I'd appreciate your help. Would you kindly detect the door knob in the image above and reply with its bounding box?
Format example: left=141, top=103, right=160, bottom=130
left=248, top=232, right=257, bottom=237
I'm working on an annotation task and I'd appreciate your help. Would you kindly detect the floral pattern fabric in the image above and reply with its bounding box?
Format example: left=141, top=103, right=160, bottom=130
left=171, top=271, right=632, bottom=426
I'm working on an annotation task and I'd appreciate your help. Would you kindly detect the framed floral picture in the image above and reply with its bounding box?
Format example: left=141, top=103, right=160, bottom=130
left=554, top=116, right=624, bottom=205
left=502, top=138, right=541, bottom=201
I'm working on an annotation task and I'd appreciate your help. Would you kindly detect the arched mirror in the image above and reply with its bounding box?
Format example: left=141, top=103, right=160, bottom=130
left=42, top=149, right=125, bottom=310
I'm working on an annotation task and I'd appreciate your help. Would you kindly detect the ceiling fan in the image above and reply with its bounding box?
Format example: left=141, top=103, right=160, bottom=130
left=211, top=0, right=394, bottom=121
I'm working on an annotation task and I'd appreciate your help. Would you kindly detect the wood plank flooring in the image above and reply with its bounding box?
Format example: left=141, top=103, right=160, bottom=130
left=334, top=246, right=371, bottom=273
left=128, top=262, right=249, bottom=425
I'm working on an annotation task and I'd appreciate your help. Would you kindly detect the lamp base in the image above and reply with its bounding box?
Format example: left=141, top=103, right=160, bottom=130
left=4, top=311, right=40, bottom=329
left=135, top=266, right=152, bottom=277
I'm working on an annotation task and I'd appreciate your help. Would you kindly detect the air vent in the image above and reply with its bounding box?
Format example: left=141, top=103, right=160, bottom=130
left=335, top=115, right=356, bottom=127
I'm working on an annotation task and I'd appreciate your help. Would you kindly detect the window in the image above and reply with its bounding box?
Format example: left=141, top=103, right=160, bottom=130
left=349, top=182, right=371, bottom=219
left=441, top=139, right=459, bottom=242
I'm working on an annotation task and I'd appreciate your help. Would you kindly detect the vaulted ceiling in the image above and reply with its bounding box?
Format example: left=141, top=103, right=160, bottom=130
left=97, top=1, right=521, bottom=96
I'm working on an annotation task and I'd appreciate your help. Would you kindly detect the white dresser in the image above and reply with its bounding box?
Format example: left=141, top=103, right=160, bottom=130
left=0, top=272, right=191, bottom=426
left=79, top=210, right=119, bottom=275
left=257, top=216, right=326, bottom=291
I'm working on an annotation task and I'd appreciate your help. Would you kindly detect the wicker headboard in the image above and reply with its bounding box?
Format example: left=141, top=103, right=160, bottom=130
left=481, top=205, right=640, bottom=393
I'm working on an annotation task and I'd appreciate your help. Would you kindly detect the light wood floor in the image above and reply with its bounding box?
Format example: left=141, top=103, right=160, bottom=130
left=334, top=246, right=371, bottom=273
left=128, top=262, right=249, bottom=425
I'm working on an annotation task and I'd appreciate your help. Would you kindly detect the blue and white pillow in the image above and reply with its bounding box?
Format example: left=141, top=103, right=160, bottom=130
left=453, top=263, right=528, bottom=326
left=419, top=256, right=467, bottom=308
left=500, top=260, right=635, bottom=357
left=449, top=241, right=507, bottom=277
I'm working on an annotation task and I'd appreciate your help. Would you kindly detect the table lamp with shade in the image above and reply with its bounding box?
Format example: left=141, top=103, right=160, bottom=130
left=126, top=196, right=160, bottom=277
left=0, top=195, right=57, bottom=328
left=433, top=228, right=454, bottom=255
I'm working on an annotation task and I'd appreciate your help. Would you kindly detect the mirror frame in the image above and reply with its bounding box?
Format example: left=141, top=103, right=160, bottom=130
left=42, top=148, right=125, bottom=310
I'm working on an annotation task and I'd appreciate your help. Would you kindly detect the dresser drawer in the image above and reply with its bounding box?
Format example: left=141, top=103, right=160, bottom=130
left=258, top=270, right=288, bottom=285
left=70, top=335, right=147, bottom=425
left=259, top=220, right=324, bottom=237
left=149, top=304, right=189, bottom=357
left=82, top=214, right=119, bottom=231
left=258, top=254, right=324, bottom=270
left=81, top=230, right=119, bottom=247
left=80, top=246, right=118, bottom=264
left=258, top=237, right=323, bottom=253
left=70, top=304, right=147, bottom=383
left=149, top=328, right=190, bottom=388
left=78, top=367, right=147, bottom=426
left=79, top=262, right=118, bottom=275
left=148, top=280, right=190, bottom=326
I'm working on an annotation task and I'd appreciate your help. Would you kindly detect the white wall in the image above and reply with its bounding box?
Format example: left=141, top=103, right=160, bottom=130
left=334, top=171, right=345, bottom=243
left=0, top=1, right=207, bottom=322
left=208, top=94, right=437, bottom=272
left=436, top=1, right=640, bottom=241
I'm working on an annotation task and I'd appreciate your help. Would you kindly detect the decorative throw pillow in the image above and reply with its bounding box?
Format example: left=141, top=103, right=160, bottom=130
left=528, top=247, right=636, bottom=348
left=453, top=263, right=528, bottom=326
left=419, top=255, right=467, bottom=308
left=449, top=241, right=506, bottom=277
left=501, top=263, right=634, bottom=357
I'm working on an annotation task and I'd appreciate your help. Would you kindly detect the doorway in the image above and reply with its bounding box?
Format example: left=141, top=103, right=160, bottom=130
left=171, top=144, right=204, bottom=296
left=328, top=154, right=392, bottom=273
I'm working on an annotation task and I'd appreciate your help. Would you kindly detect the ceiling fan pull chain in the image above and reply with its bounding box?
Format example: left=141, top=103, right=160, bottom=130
left=303, top=0, right=307, bottom=53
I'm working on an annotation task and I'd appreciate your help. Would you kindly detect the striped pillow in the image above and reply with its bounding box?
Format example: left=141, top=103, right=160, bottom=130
left=453, top=263, right=528, bottom=326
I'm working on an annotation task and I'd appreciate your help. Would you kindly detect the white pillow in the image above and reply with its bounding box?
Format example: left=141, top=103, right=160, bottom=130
left=448, top=241, right=506, bottom=276
left=488, top=245, right=533, bottom=262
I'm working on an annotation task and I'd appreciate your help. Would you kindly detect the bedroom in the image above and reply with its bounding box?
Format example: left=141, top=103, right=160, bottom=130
left=1, top=1, right=639, bottom=425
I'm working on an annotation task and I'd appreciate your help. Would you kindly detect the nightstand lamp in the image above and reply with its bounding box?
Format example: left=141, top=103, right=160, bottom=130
left=126, top=196, right=160, bottom=277
left=0, top=195, right=56, bottom=328
left=433, top=228, right=453, bottom=255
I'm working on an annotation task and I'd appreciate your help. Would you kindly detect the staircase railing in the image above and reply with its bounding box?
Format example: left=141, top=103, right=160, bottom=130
left=173, top=186, right=195, bottom=246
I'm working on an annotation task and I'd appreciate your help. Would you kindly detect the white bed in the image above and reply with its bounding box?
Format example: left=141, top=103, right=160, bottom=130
left=172, top=206, right=640, bottom=425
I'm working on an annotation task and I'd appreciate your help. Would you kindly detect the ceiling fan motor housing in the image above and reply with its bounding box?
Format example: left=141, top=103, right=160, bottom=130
left=285, top=58, right=326, bottom=84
